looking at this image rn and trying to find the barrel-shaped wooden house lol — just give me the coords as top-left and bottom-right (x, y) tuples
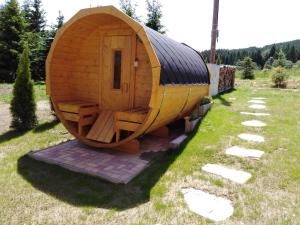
(47, 6), (210, 152)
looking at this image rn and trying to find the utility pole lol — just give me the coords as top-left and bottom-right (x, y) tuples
(210, 0), (219, 64)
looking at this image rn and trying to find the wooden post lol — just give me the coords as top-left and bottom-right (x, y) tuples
(210, 0), (220, 64)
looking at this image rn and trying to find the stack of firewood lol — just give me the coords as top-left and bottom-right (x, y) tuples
(218, 66), (236, 93)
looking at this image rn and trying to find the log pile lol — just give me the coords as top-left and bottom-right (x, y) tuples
(218, 66), (235, 93)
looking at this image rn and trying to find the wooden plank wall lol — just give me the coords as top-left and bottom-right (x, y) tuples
(69, 28), (100, 103)
(134, 41), (152, 108)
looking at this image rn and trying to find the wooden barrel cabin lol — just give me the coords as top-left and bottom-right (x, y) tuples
(46, 6), (210, 152)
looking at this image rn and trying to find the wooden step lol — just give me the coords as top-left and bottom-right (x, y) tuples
(86, 110), (115, 143)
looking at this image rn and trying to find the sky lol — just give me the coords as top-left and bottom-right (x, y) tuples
(1, 0), (300, 51)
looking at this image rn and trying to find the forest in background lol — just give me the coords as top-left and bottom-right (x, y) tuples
(202, 39), (300, 68)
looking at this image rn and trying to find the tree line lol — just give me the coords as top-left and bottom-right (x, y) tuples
(0, 0), (64, 83)
(202, 39), (300, 68)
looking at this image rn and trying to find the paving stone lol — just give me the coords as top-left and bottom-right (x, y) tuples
(169, 134), (188, 149)
(29, 140), (150, 184)
(229, 97), (236, 100)
(241, 120), (266, 127)
(202, 163), (252, 184)
(182, 188), (234, 222)
(248, 100), (266, 104)
(225, 146), (264, 159)
(249, 104), (266, 109)
(252, 97), (267, 100)
(240, 112), (271, 116)
(238, 133), (265, 142)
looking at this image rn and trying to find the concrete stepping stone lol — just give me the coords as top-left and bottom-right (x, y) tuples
(248, 100), (266, 104)
(181, 188), (234, 222)
(229, 97), (236, 100)
(241, 120), (266, 127)
(202, 163), (252, 184)
(240, 112), (270, 116)
(225, 146), (264, 159)
(249, 104), (266, 110)
(252, 97), (267, 100)
(238, 133), (265, 142)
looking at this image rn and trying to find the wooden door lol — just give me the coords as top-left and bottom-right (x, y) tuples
(102, 35), (132, 111)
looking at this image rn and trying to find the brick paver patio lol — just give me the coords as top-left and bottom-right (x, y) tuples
(29, 134), (174, 184)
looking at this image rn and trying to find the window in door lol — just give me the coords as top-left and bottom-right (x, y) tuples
(113, 50), (122, 89)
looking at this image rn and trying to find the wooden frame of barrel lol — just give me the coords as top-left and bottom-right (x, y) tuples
(46, 6), (210, 153)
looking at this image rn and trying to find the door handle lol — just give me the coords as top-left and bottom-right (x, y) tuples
(122, 83), (128, 93)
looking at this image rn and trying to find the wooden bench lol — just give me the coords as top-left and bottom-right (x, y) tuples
(57, 101), (98, 135)
(115, 108), (148, 142)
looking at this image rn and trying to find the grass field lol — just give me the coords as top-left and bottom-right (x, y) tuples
(0, 69), (300, 224)
(0, 81), (48, 104)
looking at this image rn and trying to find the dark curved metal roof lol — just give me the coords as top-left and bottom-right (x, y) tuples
(144, 27), (209, 85)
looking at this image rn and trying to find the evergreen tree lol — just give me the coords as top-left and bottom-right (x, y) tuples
(25, 0), (46, 33)
(287, 45), (297, 63)
(264, 57), (274, 70)
(119, 0), (140, 21)
(145, 0), (166, 34)
(22, 0), (47, 81)
(269, 44), (276, 59)
(0, 0), (25, 82)
(10, 44), (37, 130)
(240, 57), (256, 79)
(45, 11), (64, 58)
(273, 49), (287, 67)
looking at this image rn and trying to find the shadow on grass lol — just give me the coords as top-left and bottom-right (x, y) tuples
(33, 120), (59, 133)
(17, 120), (202, 210)
(213, 88), (237, 106)
(0, 120), (59, 143)
(0, 130), (27, 144)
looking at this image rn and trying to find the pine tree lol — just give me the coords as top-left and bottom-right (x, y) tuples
(10, 44), (37, 130)
(240, 57), (256, 79)
(26, 0), (46, 33)
(273, 49), (287, 67)
(45, 11), (64, 59)
(287, 46), (297, 63)
(22, 0), (47, 81)
(269, 44), (276, 59)
(119, 0), (140, 21)
(145, 0), (166, 34)
(0, 0), (25, 82)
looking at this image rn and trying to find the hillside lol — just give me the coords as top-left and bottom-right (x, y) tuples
(202, 39), (300, 67)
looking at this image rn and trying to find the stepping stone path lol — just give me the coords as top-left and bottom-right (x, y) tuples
(241, 120), (266, 127)
(238, 133), (265, 142)
(181, 188), (234, 222)
(183, 97), (269, 221)
(248, 100), (266, 104)
(252, 97), (267, 100)
(249, 104), (266, 109)
(240, 112), (270, 116)
(202, 164), (252, 184)
(225, 146), (264, 159)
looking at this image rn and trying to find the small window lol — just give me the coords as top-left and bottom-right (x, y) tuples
(113, 50), (122, 89)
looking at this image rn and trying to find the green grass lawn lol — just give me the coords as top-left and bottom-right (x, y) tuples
(0, 81), (48, 104)
(0, 70), (300, 224)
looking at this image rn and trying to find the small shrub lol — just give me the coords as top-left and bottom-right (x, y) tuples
(10, 45), (37, 130)
(272, 67), (289, 88)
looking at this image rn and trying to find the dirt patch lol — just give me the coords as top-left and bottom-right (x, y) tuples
(0, 100), (53, 134)
(0, 86), (12, 95)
